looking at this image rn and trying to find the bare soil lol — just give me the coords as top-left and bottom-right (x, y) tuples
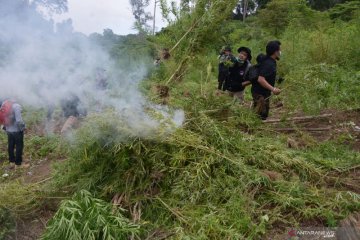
(266, 108), (360, 152)
(264, 107), (360, 240)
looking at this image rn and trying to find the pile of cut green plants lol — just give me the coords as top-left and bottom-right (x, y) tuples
(42, 109), (360, 239)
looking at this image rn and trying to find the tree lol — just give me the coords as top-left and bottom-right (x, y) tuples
(329, 0), (360, 21)
(180, 0), (192, 14)
(0, 0), (68, 65)
(257, 0), (271, 8)
(0, 0), (68, 19)
(307, 0), (351, 11)
(129, 0), (153, 33)
(0, 0), (57, 33)
(232, 0), (272, 20)
(32, 0), (68, 14)
(233, 0), (257, 21)
(258, 0), (318, 36)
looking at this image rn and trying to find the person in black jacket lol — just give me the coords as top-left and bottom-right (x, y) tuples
(227, 47), (252, 103)
(251, 41), (282, 120)
(217, 46), (237, 91)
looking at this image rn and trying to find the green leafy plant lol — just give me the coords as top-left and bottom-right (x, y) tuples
(41, 190), (140, 240)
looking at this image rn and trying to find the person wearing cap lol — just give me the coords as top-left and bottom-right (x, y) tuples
(217, 46), (237, 91)
(226, 47), (252, 102)
(0, 99), (29, 169)
(251, 40), (282, 120)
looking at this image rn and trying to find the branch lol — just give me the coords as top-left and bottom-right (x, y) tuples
(274, 127), (332, 132)
(263, 114), (333, 123)
(169, 20), (200, 53)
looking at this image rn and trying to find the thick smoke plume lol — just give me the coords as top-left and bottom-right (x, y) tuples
(0, 0), (184, 137)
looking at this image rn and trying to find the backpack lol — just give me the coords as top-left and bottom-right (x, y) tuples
(245, 53), (266, 84)
(245, 64), (260, 84)
(0, 100), (13, 125)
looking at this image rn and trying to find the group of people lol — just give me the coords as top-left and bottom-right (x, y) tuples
(0, 67), (110, 171)
(0, 42), (282, 170)
(217, 40), (282, 120)
(0, 96), (86, 170)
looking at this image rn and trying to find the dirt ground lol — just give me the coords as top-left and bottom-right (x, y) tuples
(263, 108), (360, 240)
(1, 116), (74, 240)
(268, 108), (360, 195)
(3, 156), (58, 240)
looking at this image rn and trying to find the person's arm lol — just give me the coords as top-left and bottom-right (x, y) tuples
(257, 76), (273, 91)
(13, 104), (25, 131)
(242, 80), (251, 87)
(257, 76), (281, 95)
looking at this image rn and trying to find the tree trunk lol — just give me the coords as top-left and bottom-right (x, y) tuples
(243, 0), (248, 22)
(153, 0), (157, 35)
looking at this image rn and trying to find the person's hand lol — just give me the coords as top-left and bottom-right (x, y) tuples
(272, 87), (281, 95)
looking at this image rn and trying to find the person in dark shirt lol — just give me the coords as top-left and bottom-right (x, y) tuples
(60, 94), (81, 118)
(227, 47), (252, 103)
(251, 41), (282, 120)
(217, 46), (237, 91)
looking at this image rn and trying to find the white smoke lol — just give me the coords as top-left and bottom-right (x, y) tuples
(0, 0), (184, 136)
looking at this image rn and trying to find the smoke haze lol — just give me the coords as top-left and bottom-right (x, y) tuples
(0, 0), (184, 136)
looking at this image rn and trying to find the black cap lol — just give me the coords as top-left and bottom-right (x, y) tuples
(266, 40), (281, 56)
(237, 47), (252, 61)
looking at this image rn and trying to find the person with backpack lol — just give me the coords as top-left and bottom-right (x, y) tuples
(217, 46), (237, 92)
(245, 53), (266, 85)
(251, 41), (282, 120)
(226, 47), (252, 102)
(0, 99), (29, 169)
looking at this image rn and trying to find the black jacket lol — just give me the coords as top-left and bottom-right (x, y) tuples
(251, 56), (276, 97)
(226, 60), (251, 92)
